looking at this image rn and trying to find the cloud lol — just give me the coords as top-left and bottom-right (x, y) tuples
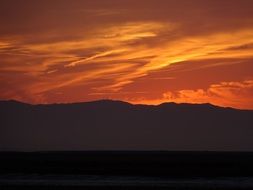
(1, 23), (253, 105)
(1, 1), (253, 107)
(129, 80), (253, 110)
(65, 49), (129, 67)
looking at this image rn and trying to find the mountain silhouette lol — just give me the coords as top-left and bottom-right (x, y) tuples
(0, 100), (253, 151)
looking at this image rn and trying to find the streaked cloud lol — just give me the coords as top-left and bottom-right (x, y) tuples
(0, 0), (253, 109)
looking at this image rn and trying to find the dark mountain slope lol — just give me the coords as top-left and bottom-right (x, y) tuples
(0, 100), (252, 151)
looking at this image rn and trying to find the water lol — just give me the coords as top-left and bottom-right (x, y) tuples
(1, 174), (253, 189)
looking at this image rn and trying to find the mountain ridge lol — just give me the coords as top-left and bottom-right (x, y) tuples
(0, 99), (245, 111)
(0, 99), (253, 151)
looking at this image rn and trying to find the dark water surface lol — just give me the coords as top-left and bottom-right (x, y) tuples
(1, 174), (253, 189)
(1, 151), (253, 189)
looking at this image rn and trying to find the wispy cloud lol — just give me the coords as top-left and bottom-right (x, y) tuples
(1, 1), (253, 108)
(129, 80), (253, 110)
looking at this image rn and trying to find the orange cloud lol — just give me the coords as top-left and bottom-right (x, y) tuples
(128, 80), (253, 110)
(1, 1), (253, 108)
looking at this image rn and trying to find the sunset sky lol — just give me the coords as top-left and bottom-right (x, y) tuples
(0, 0), (253, 109)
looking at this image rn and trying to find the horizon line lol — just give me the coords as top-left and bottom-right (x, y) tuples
(1, 98), (250, 111)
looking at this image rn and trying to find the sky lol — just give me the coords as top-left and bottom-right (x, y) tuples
(0, 0), (253, 109)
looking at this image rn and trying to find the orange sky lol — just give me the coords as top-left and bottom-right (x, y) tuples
(0, 0), (253, 109)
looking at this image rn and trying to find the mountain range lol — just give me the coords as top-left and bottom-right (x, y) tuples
(0, 100), (253, 151)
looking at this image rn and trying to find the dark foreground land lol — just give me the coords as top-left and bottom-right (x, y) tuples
(1, 151), (253, 189)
